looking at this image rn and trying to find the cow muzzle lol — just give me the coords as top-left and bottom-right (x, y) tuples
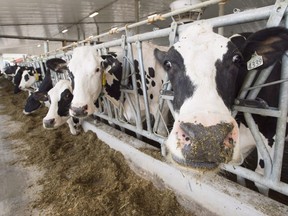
(43, 118), (56, 129)
(165, 115), (239, 170)
(69, 105), (88, 118)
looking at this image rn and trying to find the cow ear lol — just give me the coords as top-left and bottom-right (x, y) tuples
(154, 48), (166, 64)
(242, 27), (288, 68)
(46, 58), (68, 73)
(108, 52), (117, 57)
(33, 92), (48, 101)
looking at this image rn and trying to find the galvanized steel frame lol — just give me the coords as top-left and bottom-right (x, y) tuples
(29, 0), (288, 197)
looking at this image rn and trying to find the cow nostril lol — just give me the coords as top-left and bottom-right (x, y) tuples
(50, 118), (55, 125)
(44, 118), (55, 127)
(83, 104), (88, 111)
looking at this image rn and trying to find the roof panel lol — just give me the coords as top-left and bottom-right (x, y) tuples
(0, 0), (280, 55)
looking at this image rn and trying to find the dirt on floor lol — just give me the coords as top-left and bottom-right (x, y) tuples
(0, 76), (193, 216)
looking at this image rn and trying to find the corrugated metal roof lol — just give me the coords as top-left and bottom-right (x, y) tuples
(0, 0), (278, 55)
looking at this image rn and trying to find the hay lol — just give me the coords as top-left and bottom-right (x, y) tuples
(0, 77), (192, 216)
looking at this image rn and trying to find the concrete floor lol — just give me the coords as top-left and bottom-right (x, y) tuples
(0, 105), (42, 216)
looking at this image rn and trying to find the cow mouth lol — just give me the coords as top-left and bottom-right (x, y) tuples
(171, 154), (218, 169)
(167, 121), (235, 170)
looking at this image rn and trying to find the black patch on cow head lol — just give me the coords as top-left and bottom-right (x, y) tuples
(24, 93), (42, 113)
(13, 67), (24, 93)
(72, 117), (79, 124)
(215, 41), (243, 109)
(24, 74), (30, 81)
(57, 89), (73, 117)
(154, 47), (195, 112)
(28, 70), (34, 76)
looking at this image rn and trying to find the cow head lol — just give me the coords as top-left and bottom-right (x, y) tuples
(43, 79), (73, 130)
(18, 67), (40, 91)
(23, 91), (45, 115)
(68, 46), (107, 118)
(154, 22), (288, 169)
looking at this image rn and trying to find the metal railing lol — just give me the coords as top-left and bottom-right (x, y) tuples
(25, 0), (288, 198)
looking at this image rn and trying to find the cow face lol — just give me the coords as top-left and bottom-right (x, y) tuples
(43, 80), (73, 129)
(18, 67), (38, 91)
(68, 46), (103, 118)
(155, 23), (288, 170)
(155, 23), (242, 169)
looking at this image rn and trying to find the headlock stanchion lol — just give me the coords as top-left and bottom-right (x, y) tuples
(26, 0), (288, 204)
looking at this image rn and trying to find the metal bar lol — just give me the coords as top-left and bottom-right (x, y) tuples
(266, 0), (288, 27)
(271, 14), (288, 181)
(96, 112), (165, 144)
(127, 43), (143, 134)
(0, 34), (76, 42)
(221, 164), (288, 195)
(244, 78), (288, 92)
(136, 41), (152, 132)
(244, 113), (273, 177)
(233, 106), (281, 118)
(246, 64), (275, 99)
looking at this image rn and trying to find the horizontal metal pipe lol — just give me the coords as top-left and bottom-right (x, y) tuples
(221, 164), (288, 195)
(96, 112), (165, 144)
(0, 34), (77, 42)
(233, 106), (281, 118)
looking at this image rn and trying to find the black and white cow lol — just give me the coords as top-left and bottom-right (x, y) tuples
(66, 44), (169, 136)
(4, 65), (42, 93)
(154, 22), (288, 170)
(18, 67), (42, 91)
(42, 79), (82, 135)
(23, 68), (53, 115)
(38, 58), (82, 135)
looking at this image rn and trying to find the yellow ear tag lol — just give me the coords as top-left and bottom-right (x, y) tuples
(34, 70), (39, 81)
(102, 72), (106, 86)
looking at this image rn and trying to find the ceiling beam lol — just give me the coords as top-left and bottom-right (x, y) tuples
(0, 21), (134, 27)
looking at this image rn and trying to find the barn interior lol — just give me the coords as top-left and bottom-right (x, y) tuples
(0, 0), (288, 215)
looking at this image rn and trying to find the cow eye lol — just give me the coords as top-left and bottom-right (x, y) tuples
(232, 54), (242, 64)
(96, 68), (100, 72)
(163, 60), (172, 71)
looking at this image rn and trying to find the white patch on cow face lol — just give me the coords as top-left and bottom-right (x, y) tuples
(68, 46), (102, 116)
(43, 80), (72, 128)
(19, 70), (36, 91)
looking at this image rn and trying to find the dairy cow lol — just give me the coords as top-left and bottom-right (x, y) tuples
(154, 23), (288, 170)
(18, 67), (42, 91)
(42, 79), (82, 135)
(23, 69), (53, 115)
(67, 44), (169, 135)
(5, 65), (42, 93)
(38, 58), (82, 135)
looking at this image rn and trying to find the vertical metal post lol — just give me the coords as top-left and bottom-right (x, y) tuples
(271, 13), (288, 182)
(135, 0), (140, 34)
(127, 42), (143, 137)
(43, 41), (49, 54)
(136, 41), (152, 132)
(218, 1), (225, 35)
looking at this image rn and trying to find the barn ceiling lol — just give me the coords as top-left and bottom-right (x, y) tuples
(0, 0), (278, 56)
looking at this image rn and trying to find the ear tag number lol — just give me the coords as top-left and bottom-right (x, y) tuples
(247, 52), (263, 71)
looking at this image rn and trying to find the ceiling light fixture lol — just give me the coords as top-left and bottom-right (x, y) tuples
(89, 11), (99, 18)
(61, 29), (68, 33)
